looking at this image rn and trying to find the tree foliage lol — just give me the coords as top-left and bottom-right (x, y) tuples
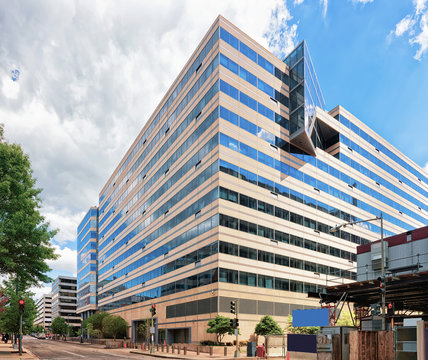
(51, 317), (68, 335)
(0, 282), (37, 334)
(136, 319), (151, 343)
(254, 315), (283, 338)
(0, 124), (58, 286)
(102, 315), (128, 340)
(82, 311), (109, 336)
(206, 315), (234, 344)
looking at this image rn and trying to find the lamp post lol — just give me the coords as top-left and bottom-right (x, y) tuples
(330, 212), (385, 330)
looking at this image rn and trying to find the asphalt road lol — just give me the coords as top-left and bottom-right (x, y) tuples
(23, 336), (154, 360)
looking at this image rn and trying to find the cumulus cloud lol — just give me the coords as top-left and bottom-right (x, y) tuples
(395, 15), (416, 36)
(391, 0), (428, 60)
(46, 245), (77, 275)
(0, 0), (289, 250)
(294, 0), (305, 5)
(264, 1), (299, 60)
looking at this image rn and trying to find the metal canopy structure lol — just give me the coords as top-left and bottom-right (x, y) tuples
(309, 270), (428, 315)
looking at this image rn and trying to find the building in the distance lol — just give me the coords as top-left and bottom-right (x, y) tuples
(76, 207), (98, 320)
(51, 276), (81, 330)
(76, 16), (428, 343)
(34, 293), (52, 331)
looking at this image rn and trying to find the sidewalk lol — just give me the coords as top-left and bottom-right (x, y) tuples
(0, 342), (37, 359)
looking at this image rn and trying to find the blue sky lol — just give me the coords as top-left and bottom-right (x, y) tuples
(283, 0), (428, 167)
(0, 0), (426, 298)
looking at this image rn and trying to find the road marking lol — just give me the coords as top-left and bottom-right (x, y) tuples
(62, 350), (85, 357)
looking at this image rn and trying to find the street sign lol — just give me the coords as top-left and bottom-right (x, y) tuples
(150, 327), (155, 334)
(234, 329), (238, 336)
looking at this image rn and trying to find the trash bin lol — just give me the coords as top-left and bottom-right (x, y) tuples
(247, 341), (257, 357)
(256, 345), (265, 358)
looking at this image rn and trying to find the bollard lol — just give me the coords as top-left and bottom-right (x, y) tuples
(172, 345), (175, 354)
(178, 345), (181, 354)
(224, 346), (227, 356)
(210, 346), (213, 356)
(167, 345), (169, 353)
(197, 345), (200, 355)
(184, 346), (187, 355)
(161, 344), (164, 352)
(157, 344), (159, 351)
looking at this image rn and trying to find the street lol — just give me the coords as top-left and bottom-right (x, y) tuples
(23, 336), (159, 360)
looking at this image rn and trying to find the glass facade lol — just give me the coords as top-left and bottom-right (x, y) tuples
(76, 207), (98, 318)
(75, 17), (427, 340)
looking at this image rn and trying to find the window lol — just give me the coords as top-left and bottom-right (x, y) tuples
(219, 268), (238, 283)
(239, 194), (257, 209)
(258, 250), (274, 263)
(258, 275), (273, 288)
(240, 271), (257, 286)
(239, 245), (257, 260)
(275, 254), (289, 267)
(275, 278), (289, 291)
(219, 241), (238, 256)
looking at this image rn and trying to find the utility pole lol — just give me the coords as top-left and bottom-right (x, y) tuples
(235, 300), (239, 358)
(149, 304), (156, 354)
(380, 212), (386, 331)
(18, 299), (24, 356)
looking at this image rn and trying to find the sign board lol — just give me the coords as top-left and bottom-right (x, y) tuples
(234, 329), (238, 336)
(150, 327), (155, 334)
(403, 318), (422, 327)
(292, 308), (329, 327)
(287, 334), (317, 353)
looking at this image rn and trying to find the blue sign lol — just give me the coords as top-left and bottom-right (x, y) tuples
(292, 308), (329, 327)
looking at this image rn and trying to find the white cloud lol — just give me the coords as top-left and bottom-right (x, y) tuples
(395, 15), (416, 36)
(415, 0), (427, 15)
(294, 0), (304, 5)
(46, 245), (77, 275)
(411, 13), (428, 59)
(391, 0), (428, 60)
(29, 284), (52, 302)
(0, 0), (291, 250)
(264, 1), (299, 60)
(320, 0), (328, 17)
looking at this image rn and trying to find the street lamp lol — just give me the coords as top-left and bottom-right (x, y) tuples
(329, 212), (385, 330)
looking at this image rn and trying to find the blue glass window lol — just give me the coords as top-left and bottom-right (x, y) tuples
(240, 117), (257, 135)
(239, 67), (257, 87)
(240, 168), (257, 185)
(220, 106), (239, 126)
(240, 92), (257, 111)
(257, 54), (274, 74)
(240, 142), (257, 160)
(220, 80), (239, 100)
(220, 28), (239, 49)
(220, 133), (239, 151)
(240, 42), (257, 62)
(258, 103), (274, 121)
(258, 152), (274, 168)
(258, 79), (274, 97)
(220, 54), (239, 75)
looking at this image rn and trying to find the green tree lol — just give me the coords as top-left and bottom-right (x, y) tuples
(285, 314), (319, 334)
(336, 310), (356, 327)
(0, 124), (58, 287)
(254, 315), (283, 341)
(102, 315), (128, 340)
(206, 315), (234, 344)
(136, 319), (151, 343)
(82, 312), (109, 337)
(0, 284), (37, 334)
(51, 317), (67, 336)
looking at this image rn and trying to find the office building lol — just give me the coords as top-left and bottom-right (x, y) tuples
(51, 276), (81, 330)
(76, 16), (428, 343)
(34, 293), (52, 330)
(76, 206), (98, 320)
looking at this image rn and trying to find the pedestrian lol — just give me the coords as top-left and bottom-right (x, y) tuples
(1, 334), (4, 343)
(4, 333), (9, 344)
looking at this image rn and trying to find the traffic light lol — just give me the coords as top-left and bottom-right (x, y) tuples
(377, 276), (386, 294)
(387, 302), (394, 316)
(18, 299), (24, 314)
(230, 319), (234, 328)
(150, 304), (156, 316)
(235, 318), (239, 328)
(230, 300), (236, 314)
